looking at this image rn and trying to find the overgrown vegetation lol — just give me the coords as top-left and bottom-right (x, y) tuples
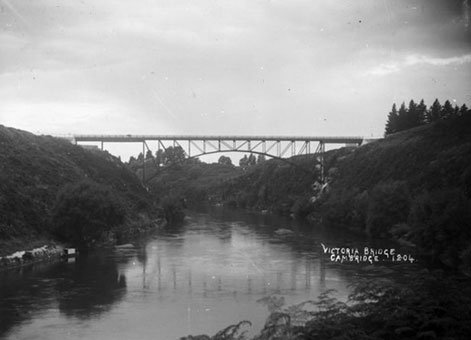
(316, 113), (471, 271)
(0, 125), (155, 255)
(161, 195), (185, 225)
(52, 180), (126, 248)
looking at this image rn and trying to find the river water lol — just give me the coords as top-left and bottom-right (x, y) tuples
(0, 207), (417, 339)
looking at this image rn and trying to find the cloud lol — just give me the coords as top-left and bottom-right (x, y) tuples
(367, 53), (471, 76)
(1, 0), (470, 140)
(405, 54), (471, 66)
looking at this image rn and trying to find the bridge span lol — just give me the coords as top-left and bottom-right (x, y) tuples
(73, 134), (363, 157)
(73, 134), (364, 182)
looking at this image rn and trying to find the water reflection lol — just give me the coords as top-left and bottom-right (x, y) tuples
(57, 254), (127, 319)
(0, 254), (127, 338)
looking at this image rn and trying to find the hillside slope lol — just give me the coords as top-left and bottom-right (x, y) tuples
(316, 114), (471, 269)
(331, 115), (471, 193)
(0, 125), (153, 255)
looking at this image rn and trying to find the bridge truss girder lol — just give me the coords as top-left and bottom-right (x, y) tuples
(167, 139), (320, 159)
(73, 135), (363, 183)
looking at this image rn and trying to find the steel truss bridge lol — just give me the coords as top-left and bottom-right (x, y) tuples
(73, 134), (364, 182)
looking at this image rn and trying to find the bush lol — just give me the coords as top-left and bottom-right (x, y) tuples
(366, 180), (410, 238)
(291, 197), (314, 219)
(408, 188), (471, 268)
(161, 196), (185, 225)
(52, 180), (126, 248)
(321, 188), (361, 230)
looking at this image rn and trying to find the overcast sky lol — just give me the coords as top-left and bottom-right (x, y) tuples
(1, 0), (470, 158)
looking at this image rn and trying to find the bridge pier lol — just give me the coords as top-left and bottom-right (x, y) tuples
(142, 141), (146, 182)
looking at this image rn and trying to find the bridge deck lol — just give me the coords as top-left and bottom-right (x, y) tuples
(73, 134), (364, 144)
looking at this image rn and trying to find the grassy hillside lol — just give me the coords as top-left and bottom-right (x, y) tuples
(0, 125), (154, 255)
(329, 116), (471, 194)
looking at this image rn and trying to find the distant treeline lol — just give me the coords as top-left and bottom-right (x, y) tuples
(385, 99), (470, 136)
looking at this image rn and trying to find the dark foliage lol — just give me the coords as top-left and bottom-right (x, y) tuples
(0, 125), (152, 255)
(161, 195), (185, 225)
(218, 155), (233, 166)
(408, 188), (471, 269)
(220, 155), (322, 214)
(366, 180), (410, 238)
(147, 162), (242, 206)
(318, 114), (471, 269)
(385, 98), (470, 136)
(52, 180), (126, 248)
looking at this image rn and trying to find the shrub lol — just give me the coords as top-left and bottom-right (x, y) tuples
(366, 180), (410, 238)
(321, 188), (360, 230)
(408, 188), (471, 267)
(52, 180), (126, 248)
(161, 195), (185, 225)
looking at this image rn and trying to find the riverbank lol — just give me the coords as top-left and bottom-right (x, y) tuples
(0, 124), (159, 260)
(0, 243), (65, 271)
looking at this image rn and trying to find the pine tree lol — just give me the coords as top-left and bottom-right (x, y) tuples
(407, 99), (421, 128)
(397, 102), (408, 132)
(459, 104), (469, 117)
(385, 103), (399, 135)
(417, 99), (427, 125)
(441, 100), (454, 119)
(428, 99), (441, 123)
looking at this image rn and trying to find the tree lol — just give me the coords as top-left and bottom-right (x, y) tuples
(459, 104), (469, 117)
(409, 189), (471, 267)
(406, 99), (424, 128)
(385, 103), (399, 135)
(145, 150), (154, 160)
(239, 155), (249, 169)
(162, 146), (186, 166)
(218, 155), (233, 166)
(416, 99), (427, 126)
(247, 154), (256, 167)
(366, 180), (410, 238)
(441, 100), (454, 119)
(52, 180), (125, 248)
(161, 196), (185, 225)
(396, 102), (408, 132)
(257, 154), (266, 164)
(427, 99), (441, 123)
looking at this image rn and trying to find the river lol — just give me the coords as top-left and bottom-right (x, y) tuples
(0, 207), (417, 339)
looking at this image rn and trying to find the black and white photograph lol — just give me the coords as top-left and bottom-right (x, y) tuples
(1, 0), (471, 339)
